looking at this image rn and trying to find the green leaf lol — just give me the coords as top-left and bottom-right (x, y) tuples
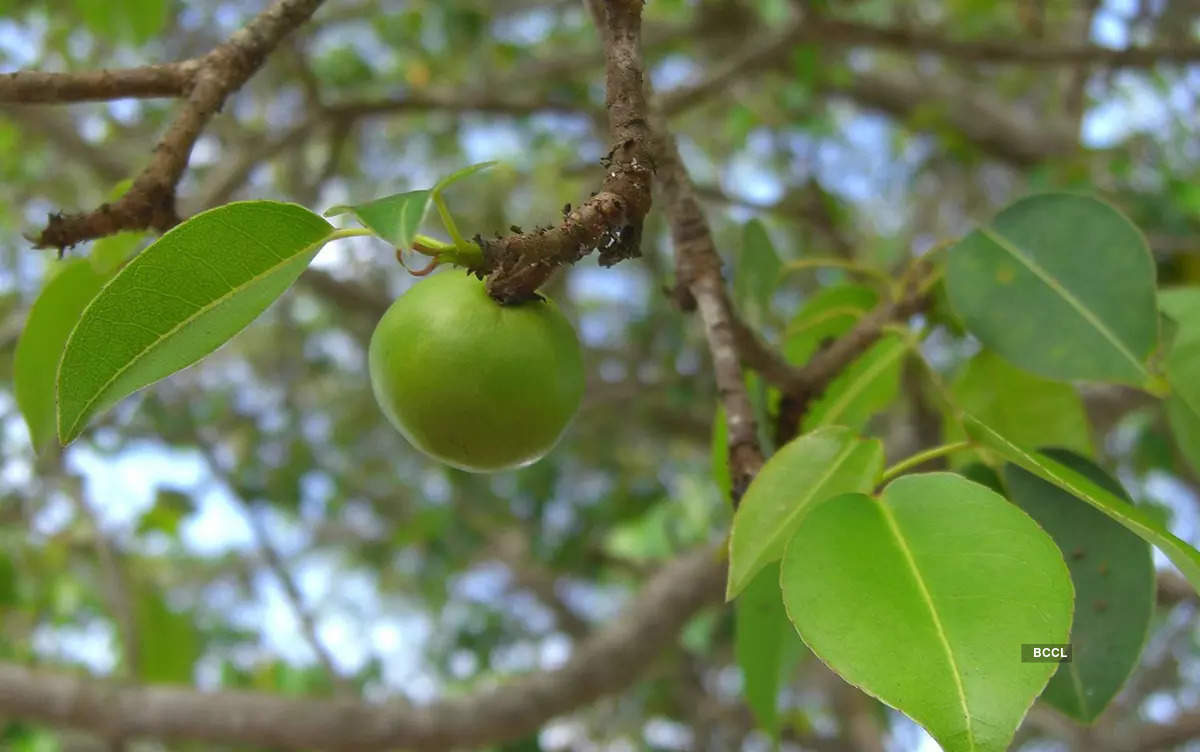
(711, 405), (731, 499)
(966, 414), (1200, 593)
(136, 488), (195, 538)
(325, 190), (430, 251)
(783, 283), (878, 364)
(803, 334), (905, 431)
(946, 193), (1158, 384)
(1166, 395), (1200, 476)
(431, 160), (498, 194)
(781, 473), (1074, 752)
(73, 0), (167, 44)
(734, 220), (781, 326)
(90, 231), (144, 276)
(135, 588), (200, 684)
(735, 562), (804, 736)
(1003, 450), (1153, 722)
(126, 0), (169, 43)
(1159, 287), (1200, 414)
(727, 426), (883, 599)
(57, 202), (336, 444)
(15, 259), (107, 451)
(944, 350), (1094, 463)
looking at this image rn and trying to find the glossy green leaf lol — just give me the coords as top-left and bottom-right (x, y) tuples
(735, 220), (781, 325)
(735, 563), (803, 736)
(966, 414), (1200, 593)
(946, 193), (1158, 384)
(325, 190), (430, 251)
(803, 334), (906, 431)
(135, 588), (200, 684)
(781, 473), (1074, 752)
(1004, 450), (1153, 722)
(14, 259), (107, 450)
(727, 426), (883, 599)
(944, 350), (1093, 462)
(57, 202), (336, 444)
(783, 283), (878, 364)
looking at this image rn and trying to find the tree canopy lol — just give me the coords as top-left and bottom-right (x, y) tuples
(2, 0), (1200, 750)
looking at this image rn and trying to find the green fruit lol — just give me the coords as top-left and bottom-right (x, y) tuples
(368, 270), (584, 472)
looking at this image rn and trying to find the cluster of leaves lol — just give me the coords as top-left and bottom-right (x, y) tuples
(14, 163), (496, 451)
(724, 193), (1200, 750)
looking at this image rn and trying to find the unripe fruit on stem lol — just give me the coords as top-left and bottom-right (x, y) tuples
(368, 270), (584, 472)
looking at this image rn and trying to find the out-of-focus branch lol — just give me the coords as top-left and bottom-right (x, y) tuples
(659, 17), (1077, 166)
(30, 0), (327, 250)
(0, 62), (201, 103)
(806, 17), (1200, 67)
(775, 268), (932, 443)
(0, 543), (725, 750)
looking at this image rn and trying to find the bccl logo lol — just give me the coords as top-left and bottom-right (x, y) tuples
(1021, 643), (1072, 663)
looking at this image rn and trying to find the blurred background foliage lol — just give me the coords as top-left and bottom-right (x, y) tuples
(0, 0), (1199, 749)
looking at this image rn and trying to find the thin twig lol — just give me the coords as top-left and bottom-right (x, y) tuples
(31, 0), (327, 250)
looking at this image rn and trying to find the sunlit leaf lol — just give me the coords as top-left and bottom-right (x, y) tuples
(325, 190), (430, 252)
(781, 473), (1074, 752)
(14, 259), (107, 451)
(57, 202), (336, 443)
(431, 160), (498, 194)
(803, 334), (905, 431)
(727, 426), (883, 599)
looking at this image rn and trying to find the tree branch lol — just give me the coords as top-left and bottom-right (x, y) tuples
(479, 0), (654, 302)
(0, 62), (200, 103)
(30, 0), (327, 251)
(775, 269), (932, 442)
(650, 112), (765, 499)
(807, 17), (1200, 67)
(0, 543), (725, 750)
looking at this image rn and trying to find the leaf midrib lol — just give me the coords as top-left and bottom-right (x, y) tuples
(979, 226), (1145, 378)
(877, 499), (976, 751)
(58, 226), (334, 441)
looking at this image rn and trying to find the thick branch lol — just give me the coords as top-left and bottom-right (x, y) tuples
(481, 0), (654, 302)
(32, 0), (326, 250)
(808, 17), (1200, 67)
(0, 543), (724, 750)
(650, 112), (764, 499)
(0, 62), (200, 103)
